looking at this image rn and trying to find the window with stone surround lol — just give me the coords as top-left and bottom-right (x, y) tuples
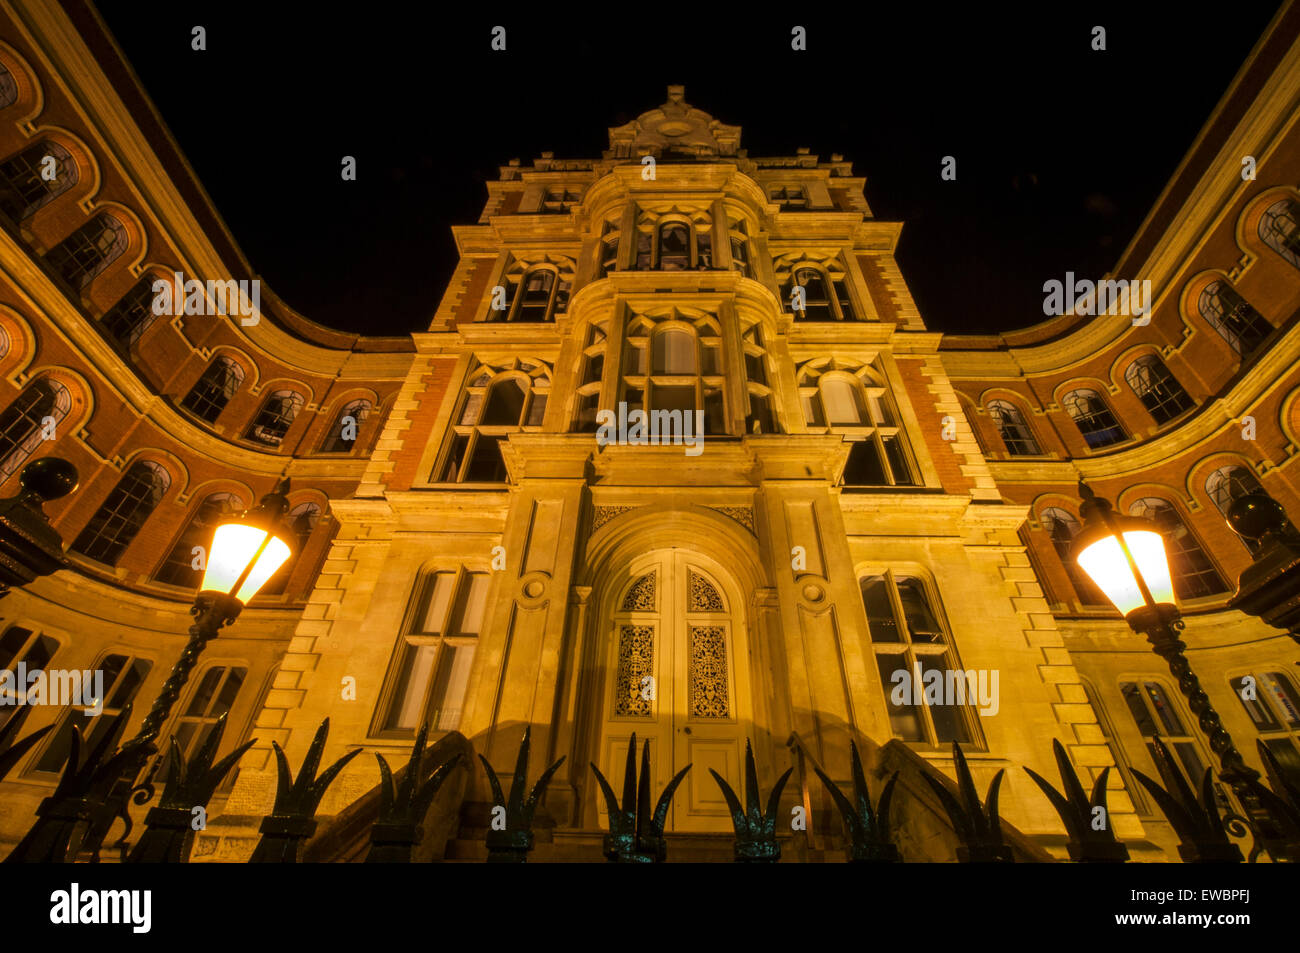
(1228, 671), (1300, 782)
(1259, 197), (1300, 269)
(859, 571), (978, 748)
(0, 625), (59, 734)
(798, 358), (914, 487)
(773, 253), (858, 321)
(436, 360), (550, 483)
(986, 399), (1042, 456)
(0, 140), (77, 221)
(181, 357), (244, 424)
(71, 460), (170, 565)
(376, 569), (490, 736)
(44, 214), (127, 290)
(0, 377), (71, 478)
(1197, 280), (1271, 357)
(1062, 388), (1126, 449)
(31, 652), (154, 775)
(1127, 497), (1227, 600)
(1124, 355), (1193, 425)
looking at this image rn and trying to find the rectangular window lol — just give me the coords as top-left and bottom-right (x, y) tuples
(378, 571), (489, 735)
(32, 654), (152, 775)
(0, 626), (59, 733)
(860, 572), (975, 747)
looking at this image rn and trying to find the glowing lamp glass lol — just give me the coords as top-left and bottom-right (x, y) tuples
(1075, 529), (1175, 615)
(200, 522), (292, 604)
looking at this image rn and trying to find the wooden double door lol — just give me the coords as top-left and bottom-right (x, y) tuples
(595, 549), (752, 832)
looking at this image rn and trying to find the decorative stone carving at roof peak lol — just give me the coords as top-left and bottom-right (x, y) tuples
(606, 85), (742, 161)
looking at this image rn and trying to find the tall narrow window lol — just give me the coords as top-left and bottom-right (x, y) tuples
(154, 492), (245, 588)
(0, 378), (71, 478)
(1062, 388), (1126, 448)
(379, 570), (489, 734)
(244, 390), (304, 447)
(743, 325), (775, 434)
(860, 573), (973, 746)
(1229, 671), (1300, 781)
(180, 357), (244, 424)
(728, 219), (751, 277)
(600, 220), (621, 276)
(1198, 281), (1271, 357)
(260, 501), (321, 596)
(156, 665), (247, 784)
(1080, 680), (1147, 814)
(319, 399), (372, 453)
(1259, 198), (1300, 270)
(1125, 355), (1193, 424)
(32, 653), (153, 775)
(491, 266), (567, 322)
(0, 626), (59, 733)
(1120, 681), (1216, 799)
(438, 367), (549, 483)
(784, 265), (855, 321)
(44, 214), (127, 290)
(71, 461), (169, 565)
(657, 222), (691, 270)
(1040, 506), (1108, 605)
(0, 140), (77, 221)
(1128, 497), (1227, 599)
(986, 399), (1041, 455)
(573, 325), (606, 433)
(633, 218), (714, 270)
(101, 276), (165, 349)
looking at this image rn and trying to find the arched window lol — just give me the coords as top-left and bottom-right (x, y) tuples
(101, 275), (165, 348)
(621, 318), (724, 434)
(32, 651), (153, 775)
(1119, 680), (1222, 807)
(1062, 388), (1126, 449)
(1198, 281), (1271, 356)
(260, 501), (321, 595)
(800, 362), (912, 486)
(0, 140), (77, 221)
(784, 265), (855, 321)
(71, 460), (170, 564)
(651, 327), (697, 375)
(438, 366), (549, 483)
(45, 214), (127, 290)
(1204, 465), (1262, 517)
(319, 398), (372, 453)
(634, 219), (713, 270)
(0, 378), (71, 478)
(1040, 506), (1107, 605)
(155, 491), (245, 587)
(1259, 198), (1300, 269)
(244, 390), (304, 447)
(181, 357), (244, 423)
(657, 222), (691, 270)
(491, 266), (567, 323)
(0, 63), (16, 110)
(986, 399), (1041, 456)
(1124, 355), (1193, 424)
(1129, 497), (1227, 599)
(859, 572), (974, 746)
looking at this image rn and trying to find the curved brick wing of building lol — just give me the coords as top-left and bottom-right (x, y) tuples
(0, 1), (1297, 862)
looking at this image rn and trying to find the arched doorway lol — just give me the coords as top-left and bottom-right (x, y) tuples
(593, 547), (753, 832)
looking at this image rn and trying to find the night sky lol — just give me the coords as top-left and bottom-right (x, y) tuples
(94, 2), (1285, 337)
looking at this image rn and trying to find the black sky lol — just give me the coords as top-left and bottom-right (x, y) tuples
(93, 2), (1286, 337)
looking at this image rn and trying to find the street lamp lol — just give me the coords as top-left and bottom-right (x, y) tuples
(126, 479), (294, 748)
(1070, 479), (1291, 859)
(78, 480), (295, 859)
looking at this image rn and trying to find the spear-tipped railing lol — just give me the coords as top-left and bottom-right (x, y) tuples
(590, 733), (691, 862)
(710, 739), (792, 863)
(368, 722), (464, 862)
(811, 740), (900, 862)
(479, 726), (565, 862)
(921, 741), (1012, 863)
(1023, 739), (1128, 863)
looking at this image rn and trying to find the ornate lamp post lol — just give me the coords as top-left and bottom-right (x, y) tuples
(0, 457), (79, 596)
(1225, 491), (1300, 648)
(1070, 480), (1295, 860)
(73, 480), (296, 858)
